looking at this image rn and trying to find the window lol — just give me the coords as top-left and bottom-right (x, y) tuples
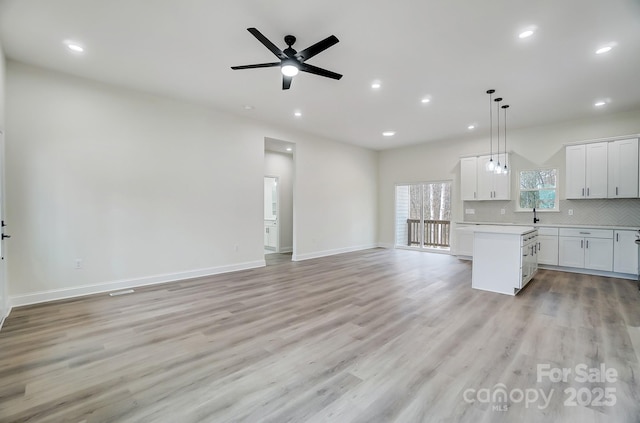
(395, 181), (452, 249)
(518, 169), (558, 211)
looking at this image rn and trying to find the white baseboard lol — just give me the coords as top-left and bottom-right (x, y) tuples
(292, 244), (378, 261)
(538, 264), (638, 281)
(377, 242), (394, 249)
(0, 304), (12, 331)
(279, 246), (293, 253)
(9, 260), (266, 308)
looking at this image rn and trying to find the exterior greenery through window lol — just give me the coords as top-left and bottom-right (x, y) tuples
(395, 182), (452, 249)
(519, 169), (558, 211)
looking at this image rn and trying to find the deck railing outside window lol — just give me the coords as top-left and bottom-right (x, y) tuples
(407, 219), (450, 248)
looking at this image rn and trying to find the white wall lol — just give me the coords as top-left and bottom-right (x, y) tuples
(0, 40), (4, 129)
(293, 137), (378, 260)
(0, 40), (7, 323)
(6, 61), (378, 304)
(378, 109), (640, 249)
(264, 151), (293, 253)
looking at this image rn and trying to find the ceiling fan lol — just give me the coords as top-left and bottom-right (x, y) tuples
(231, 27), (342, 90)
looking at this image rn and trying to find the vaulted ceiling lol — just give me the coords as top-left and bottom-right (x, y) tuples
(1, 0), (639, 150)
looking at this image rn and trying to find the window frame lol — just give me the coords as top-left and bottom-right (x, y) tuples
(516, 168), (560, 212)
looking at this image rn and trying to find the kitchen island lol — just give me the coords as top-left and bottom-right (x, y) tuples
(458, 225), (538, 295)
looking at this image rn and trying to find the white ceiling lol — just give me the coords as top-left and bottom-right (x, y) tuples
(1, 0), (639, 150)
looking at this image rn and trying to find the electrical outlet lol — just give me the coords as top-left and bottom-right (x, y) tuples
(465, 209), (475, 215)
(75, 259), (82, 269)
(568, 209), (574, 216)
(500, 209), (506, 215)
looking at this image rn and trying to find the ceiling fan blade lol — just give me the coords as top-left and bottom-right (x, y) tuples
(282, 75), (292, 90)
(247, 28), (288, 60)
(295, 35), (339, 61)
(231, 62), (280, 70)
(299, 63), (343, 80)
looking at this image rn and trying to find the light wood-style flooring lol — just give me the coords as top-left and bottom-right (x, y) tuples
(1, 248), (639, 422)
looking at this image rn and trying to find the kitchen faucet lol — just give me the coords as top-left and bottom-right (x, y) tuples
(533, 208), (540, 224)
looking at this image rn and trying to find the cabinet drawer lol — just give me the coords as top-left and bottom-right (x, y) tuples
(537, 227), (559, 236)
(558, 228), (613, 239)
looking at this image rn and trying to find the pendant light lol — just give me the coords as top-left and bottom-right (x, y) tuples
(494, 97), (503, 174)
(485, 89), (496, 171)
(502, 104), (510, 174)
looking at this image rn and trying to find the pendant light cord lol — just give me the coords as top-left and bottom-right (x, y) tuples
(487, 90), (495, 159)
(502, 105), (509, 170)
(495, 97), (502, 163)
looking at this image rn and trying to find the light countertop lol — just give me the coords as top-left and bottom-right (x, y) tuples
(457, 222), (640, 231)
(456, 225), (536, 235)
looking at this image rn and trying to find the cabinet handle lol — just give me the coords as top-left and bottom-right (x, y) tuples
(616, 187), (619, 196)
(579, 232), (590, 235)
(586, 240), (589, 248)
(582, 188), (585, 197)
(616, 233), (619, 242)
(587, 187), (590, 196)
(581, 240), (584, 248)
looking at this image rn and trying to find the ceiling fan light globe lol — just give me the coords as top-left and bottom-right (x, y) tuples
(281, 64), (299, 77)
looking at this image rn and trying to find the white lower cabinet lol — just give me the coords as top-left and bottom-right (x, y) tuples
(455, 224), (474, 257)
(613, 230), (639, 274)
(459, 224), (637, 277)
(537, 227), (559, 266)
(584, 237), (614, 271)
(264, 220), (278, 250)
(558, 228), (613, 272)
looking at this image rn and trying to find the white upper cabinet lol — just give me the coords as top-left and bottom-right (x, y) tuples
(565, 142), (608, 199)
(608, 138), (639, 198)
(585, 143), (608, 198)
(473, 154), (510, 201)
(460, 157), (478, 200)
(565, 145), (586, 199)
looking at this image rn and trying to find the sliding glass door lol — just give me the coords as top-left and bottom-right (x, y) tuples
(395, 181), (451, 250)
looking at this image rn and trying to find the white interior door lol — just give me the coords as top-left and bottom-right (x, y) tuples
(0, 130), (8, 323)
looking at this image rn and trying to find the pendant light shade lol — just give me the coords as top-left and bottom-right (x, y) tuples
(485, 89), (512, 174)
(485, 90), (496, 172)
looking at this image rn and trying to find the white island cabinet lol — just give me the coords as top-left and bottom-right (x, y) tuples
(459, 225), (538, 296)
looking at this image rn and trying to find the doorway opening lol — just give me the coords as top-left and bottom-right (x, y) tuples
(264, 138), (294, 265)
(264, 176), (279, 253)
(395, 181), (452, 251)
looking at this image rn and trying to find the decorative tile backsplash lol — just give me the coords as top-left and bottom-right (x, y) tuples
(463, 198), (640, 228)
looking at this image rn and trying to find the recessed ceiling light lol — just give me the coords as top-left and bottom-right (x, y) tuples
(421, 98), (431, 104)
(64, 40), (84, 53)
(294, 111), (302, 117)
(519, 29), (534, 39)
(243, 105), (254, 110)
(382, 131), (395, 137)
(286, 147), (293, 152)
(371, 81), (381, 89)
(468, 125), (476, 130)
(594, 101), (606, 107)
(595, 43), (617, 55)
